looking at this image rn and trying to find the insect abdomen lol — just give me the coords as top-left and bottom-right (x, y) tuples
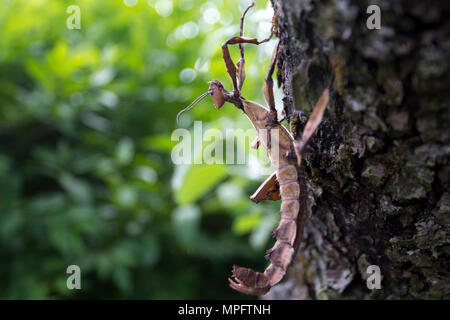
(261, 164), (300, 284)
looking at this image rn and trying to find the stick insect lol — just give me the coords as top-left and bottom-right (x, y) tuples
(177, 3), (333, 295)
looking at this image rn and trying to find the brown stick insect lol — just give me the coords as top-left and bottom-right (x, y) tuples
(177, 2), (334, 295)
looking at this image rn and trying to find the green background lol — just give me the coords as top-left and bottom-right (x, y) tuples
(0, 0), (284, 299)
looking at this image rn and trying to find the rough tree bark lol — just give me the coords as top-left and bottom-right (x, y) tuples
(264, 0), (450, 299)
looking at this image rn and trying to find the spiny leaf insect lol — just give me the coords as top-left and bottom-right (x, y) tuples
(177, 2), (334, 295)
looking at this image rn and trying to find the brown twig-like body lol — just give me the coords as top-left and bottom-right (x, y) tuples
(177, 3), (332, 295)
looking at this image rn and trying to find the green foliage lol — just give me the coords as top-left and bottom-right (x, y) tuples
(0, 0), (281, 299)
(175, 164), (227, 205)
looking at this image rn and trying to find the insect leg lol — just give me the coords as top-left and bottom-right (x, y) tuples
(221, 16), (276, 95)
(293, 60), (336, 166)
(235, 2), (255, 91)
(250, 171), (281, 203)
(264, 39), (280, 120)
(239, 2), (255, 60)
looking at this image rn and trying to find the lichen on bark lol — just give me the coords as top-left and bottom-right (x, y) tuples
(265, 0), (450, 299)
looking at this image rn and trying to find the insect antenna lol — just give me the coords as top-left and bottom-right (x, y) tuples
(176, 90), (212, 124)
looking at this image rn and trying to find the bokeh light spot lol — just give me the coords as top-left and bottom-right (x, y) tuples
(203, 7), (220, 24)
(123, 0), (139, 7)
(182, 22), (199, 39)
(180, 68), (196, 83)
(155, 0), (173, 17)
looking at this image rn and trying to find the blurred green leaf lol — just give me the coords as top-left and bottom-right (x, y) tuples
(172, 204), (200, 249)
(0, 0), (277, 299)
(115, 137), (135, 166)
(232, 212), (262, 235)
(59, 173), (92, 204)
(142, 134), (177, 152)
(175, 164), (227, 205)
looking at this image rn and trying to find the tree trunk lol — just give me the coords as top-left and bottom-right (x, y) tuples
(264, 0), (450, 299)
